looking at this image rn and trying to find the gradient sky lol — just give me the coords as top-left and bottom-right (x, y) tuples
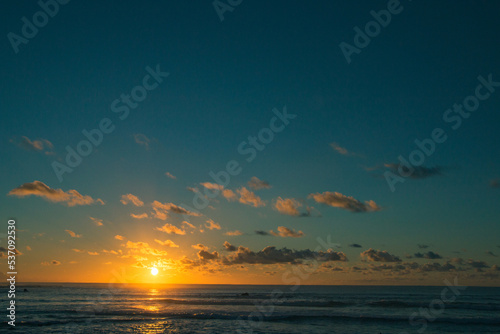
(1, 0), (499, 285)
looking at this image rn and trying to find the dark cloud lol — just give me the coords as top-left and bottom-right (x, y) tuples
(222, 246), (347, 265)
(247, 177), (271, 190)
(418, 262), (456, 272)
(223, 241), (237, 252)
(8, 181), (104, 207)
(255, 230), (271, 236)
(349, 244), (362, 248)
(361, 249), (401, 262)
(417, 244), (429, 249)
(467, 259), (489, 270)
(198, 250), (219, 261)
(414, 251), (442, 259)
(384, 163), (442, 179)
(485, 251), (497, 257)
(309, 192), (381, 213)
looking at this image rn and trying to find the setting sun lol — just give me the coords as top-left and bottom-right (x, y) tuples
(151, 267), (158, 276)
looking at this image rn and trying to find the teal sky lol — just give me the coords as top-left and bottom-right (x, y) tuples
(1, 0), (499, 284)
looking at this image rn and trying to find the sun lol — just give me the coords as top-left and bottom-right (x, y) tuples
(151, 267), (158, 276)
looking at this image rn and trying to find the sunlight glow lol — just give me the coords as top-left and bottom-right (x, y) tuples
(151, 267), (158, 276)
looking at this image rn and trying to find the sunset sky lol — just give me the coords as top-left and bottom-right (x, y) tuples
(1, 1), (499, 285)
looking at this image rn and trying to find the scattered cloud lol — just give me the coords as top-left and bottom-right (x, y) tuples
(274, 197), (310, 216)
(330, 142), (359, 157)
(205, 219), (221, 230)
(237, 187), (265, 207)
(155, 223), (186, 235)
(225, 230), (243, 236)
(182, 221), (196, 229)
(248, 177), (271, 190)
(114, 235), (126, 241)
(384, 163), (442, 179)
(349, 244), (362, 248)
(255, 230), (271, 236)
(269, 226), (305, 238)
(155, 239), (179, 247)
(88, 251), (99, 256)
(222, 246), (347, 265)
(309, 191), (381, 213)
(165, 172), (177, 180)
(414, 251), (442, 259)
(223, 241), (237, 252)
(41, 260), (61, 266)
(65, 230), (82, 238)
(10, 136), (53, 154)
(0, 247), (22, 258)
(417, 244), (429, 249)
(89, 217), (103, 226)
(120, 194), (144, 207)
(198, 250), (219, 261)
(361, 249), (401, 262)
(486, 251), (497, 257)
(152, 201), (201, 220)
(130, 213), (148, 219)
(192, 244), (208, 250)
(134, 133), (151, 149)
(8, 181), (104, 207)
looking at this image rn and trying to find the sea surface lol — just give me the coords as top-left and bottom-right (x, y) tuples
(2, 284), (500, 333)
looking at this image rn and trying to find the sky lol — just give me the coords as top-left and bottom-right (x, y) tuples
(0, 0), (499, 286)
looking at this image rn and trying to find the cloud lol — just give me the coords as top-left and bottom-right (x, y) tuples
(155, 239), (179, 247)
(200, 182), (224, 191)
(0, 247), (22, 258)
(486, 251), (497, 257)
(41, 260), (61, 266)
(134, 133), (151, 149)
(65, 230), (82, 238)
(225, 230), (243, 236)
(349, 244), (362, 248)
(205, 219), (221, 230)
(418, 262), (457, 272)
(414, 251), (442, 259)
(182, 221), (196, 229)
(165, 172), (177, 180)
(198, 250), (219, 261)
(269, 226), (305, 238)
(223, 241), (237, 252)
(222, 189), (238, 201)
(89, 217), (103, 226)
(417, 244), (429, 249)
(72, 249), (85, 253)
(124, 240), (168, 257)
(11, 136), (53, 153)
(274, 197), (310, 217)
(467, 259), (490, 270)
(361, 249), (401, 262)
(152, 201), (201, 220)
(384, 163), (442, 179)
(120, 194), (144, 207)
(155, 223), (186, 235)
(248, 177), (271, 190)
(330, 142), (359, 157)
(192, 244), (208, 250)
(131, 213), (148, 219)
(309, 191), (381, 213)
(255, 230), (271, 236)
(88, 251), (99, 256)
(114, 235), (126, 240)
(237, 187), (265, 207)
(222, 246), (347, 265)
(8, 181), (104, 207)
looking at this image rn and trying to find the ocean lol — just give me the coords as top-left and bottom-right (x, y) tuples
(3, 284), (500, 333)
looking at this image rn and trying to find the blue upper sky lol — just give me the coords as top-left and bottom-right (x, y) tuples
(1, 0), (499, 284)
